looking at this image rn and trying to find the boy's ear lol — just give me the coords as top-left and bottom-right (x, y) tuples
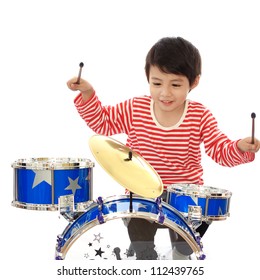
(190, 75), (200, 90)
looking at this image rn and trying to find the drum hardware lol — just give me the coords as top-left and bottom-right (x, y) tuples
(58, 194), (93, 222)
(195, 235), (205, 259)
(155, 197), (165, 224)
(59, 194), (74, 221)
(56, 235), (64, 260)
(97, 196), (105, 224)
(124, 151), (133, 161)
(51, 169), (55, 206)
(129, 192), (133, 213)
(187, 205), (202, 230)
(124, 150), (134, 212)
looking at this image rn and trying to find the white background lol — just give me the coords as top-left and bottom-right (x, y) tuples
(1, 0), (259, 279)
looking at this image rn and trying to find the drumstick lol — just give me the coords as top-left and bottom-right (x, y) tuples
(75, 62), (84, 84)
(251, 112), (256, 144)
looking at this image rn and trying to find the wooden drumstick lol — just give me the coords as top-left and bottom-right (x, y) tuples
(251, 112), (256, 144)
(75, 62), (84, 84)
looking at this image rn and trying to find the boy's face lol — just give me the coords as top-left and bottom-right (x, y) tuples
(149, 66), (195, 114)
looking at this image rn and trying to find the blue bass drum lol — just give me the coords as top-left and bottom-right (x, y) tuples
(167, 184), (232, 221)
(12, 157), (94, 211)
(55, 195), (205, 260)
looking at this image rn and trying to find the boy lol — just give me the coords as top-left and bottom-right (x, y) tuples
(67, 37), (259, 259)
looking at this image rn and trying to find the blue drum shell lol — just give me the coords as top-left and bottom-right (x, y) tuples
(168, 192), (230, 218)
(12, 157), (94, 210)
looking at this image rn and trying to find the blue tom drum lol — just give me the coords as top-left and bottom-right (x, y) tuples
(12, 157), (94, 211)
(166, 184), (232, 221)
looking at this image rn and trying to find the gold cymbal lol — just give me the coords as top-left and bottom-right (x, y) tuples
(88, 135), (163, 198)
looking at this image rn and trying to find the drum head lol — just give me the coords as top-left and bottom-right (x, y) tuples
(63, 218), (196, 260)
(168, 184), (232, 198)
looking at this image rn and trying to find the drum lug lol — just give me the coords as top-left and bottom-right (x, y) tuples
(195, 235), (206, 260)
(155, 197), (165, 224)
(55, 234), (65, 259)
(195, 234), (202, 247)
(97, 196), (105, 224)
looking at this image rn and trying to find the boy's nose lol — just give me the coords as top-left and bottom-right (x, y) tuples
(161, 87), (171, 97)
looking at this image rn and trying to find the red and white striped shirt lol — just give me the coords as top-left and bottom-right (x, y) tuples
(75, 93), (254, 187)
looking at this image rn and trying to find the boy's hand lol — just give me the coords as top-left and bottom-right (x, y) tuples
(67, 77), (94, 102)
(238, 137), (260, 153)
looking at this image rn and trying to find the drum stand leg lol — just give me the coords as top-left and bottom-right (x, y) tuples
(129, 191), (133, 212)
(124, 151), (133, 213)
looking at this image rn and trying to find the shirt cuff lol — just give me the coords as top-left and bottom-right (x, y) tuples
(234, 140), (255, 162)
(74, 91), (96, 107)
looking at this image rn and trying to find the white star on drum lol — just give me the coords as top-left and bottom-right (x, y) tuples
(65, 177), (82, 195)
(137, 203), (148, 210)
(190, 195), (199, 205)
(32, 170), (52, 189)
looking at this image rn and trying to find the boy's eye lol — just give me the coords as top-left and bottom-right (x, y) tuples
(152, 82), (161, 86)
(172, 84), (181, 87)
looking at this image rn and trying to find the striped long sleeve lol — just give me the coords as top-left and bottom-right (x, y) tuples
(200, 109), (253, 167)
(75, 93), (254, 186)
(74, 92), (132, 135)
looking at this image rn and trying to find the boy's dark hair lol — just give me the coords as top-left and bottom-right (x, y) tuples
(145, 37), (201, 86)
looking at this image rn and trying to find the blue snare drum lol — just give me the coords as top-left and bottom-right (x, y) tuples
(55, 195), (205, 260)
(167, 184), (232, 221)
(12, 157), (94, 211)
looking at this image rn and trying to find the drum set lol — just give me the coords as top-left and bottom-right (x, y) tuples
(11, 135), (232, 260)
